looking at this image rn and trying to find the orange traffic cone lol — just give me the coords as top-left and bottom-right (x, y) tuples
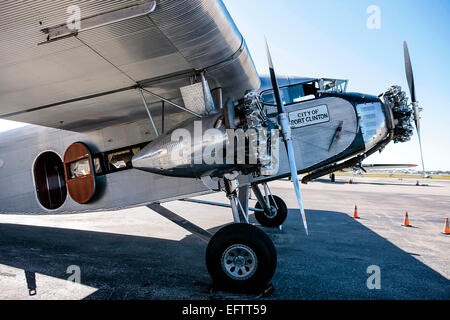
(442, 218), (450, 235)
(353, 205), (359, 219)
(402, 212), (411, 227)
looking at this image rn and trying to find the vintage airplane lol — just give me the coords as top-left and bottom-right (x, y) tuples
(0, 0), (424, 293)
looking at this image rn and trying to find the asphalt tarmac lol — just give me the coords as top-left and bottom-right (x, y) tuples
(0, 176), (449, 299)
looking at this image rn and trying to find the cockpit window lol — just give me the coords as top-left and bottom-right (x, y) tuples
(320, 78), (348, 93)
(261, 79), (348, 107)
(262, 81), (319, 106)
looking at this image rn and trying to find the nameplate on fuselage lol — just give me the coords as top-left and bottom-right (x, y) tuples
(289, 104), (330, 128)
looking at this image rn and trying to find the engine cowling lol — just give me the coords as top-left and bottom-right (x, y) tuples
(132, 91), (278, 178)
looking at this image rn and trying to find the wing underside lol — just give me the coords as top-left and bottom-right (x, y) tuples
(0, 0), (260, 132)
(361, 164), (418, 170)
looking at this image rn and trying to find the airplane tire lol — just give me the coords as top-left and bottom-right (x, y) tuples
(205, 223), (277, 293)
(254, 195), (288, 227)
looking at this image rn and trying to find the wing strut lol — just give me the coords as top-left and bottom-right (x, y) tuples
(139, 88), (160, 137)
(141, 88), (202, 118)
(147, 203), (212, 242)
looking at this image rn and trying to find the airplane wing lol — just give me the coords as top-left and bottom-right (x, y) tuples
(341, 163), (417, 173)
(0, 0), (260, 132)
(360, 164), (418, 170)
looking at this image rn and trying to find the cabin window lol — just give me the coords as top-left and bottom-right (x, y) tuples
(34, 151), (67, 210)
(107, 149), (135, 170)
(93, 145), (145, 175)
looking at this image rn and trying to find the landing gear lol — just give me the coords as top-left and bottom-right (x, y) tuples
(330, 173), (336, 182)
(254, 195), (287, 227)
(251, 183), (287, 228)
(204, 175), (277, 293)
(150, 176), (278, 294)
(205, 223), (277, 293)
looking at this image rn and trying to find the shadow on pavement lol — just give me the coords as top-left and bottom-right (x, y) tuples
(0, 208), (448, 299)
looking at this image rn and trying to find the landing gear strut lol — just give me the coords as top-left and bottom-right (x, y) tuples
(223, 177), (249, 224)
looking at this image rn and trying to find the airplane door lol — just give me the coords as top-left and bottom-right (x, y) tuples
(64, 142), (96, 204)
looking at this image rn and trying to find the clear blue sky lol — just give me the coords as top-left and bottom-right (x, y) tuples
(1, 1), (449, 170)
(224, 0), (450, 171)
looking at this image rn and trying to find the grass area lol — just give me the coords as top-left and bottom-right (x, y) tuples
(334, 172), (450, 180)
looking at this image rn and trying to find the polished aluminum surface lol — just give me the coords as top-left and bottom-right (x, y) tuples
(356, 102), (389, 151)
(42, 1), (157, 39)
(132, 112), (235, 178)
(0, 0), (260, 132)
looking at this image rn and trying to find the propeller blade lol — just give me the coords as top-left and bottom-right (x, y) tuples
(287, 143), (309, 235)
(264, 38), (285, 115)
(404, 41), (426, 177)
(404, 41), (421, 129)
(403, 41), (416, 103)
(413, 105), (420, 134)
(416, 126), (426, 176)
(265, 38), (308, 235)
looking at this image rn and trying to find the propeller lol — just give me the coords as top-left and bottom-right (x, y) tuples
(403, 41), (426, 177)
(265, 38), (308, 235)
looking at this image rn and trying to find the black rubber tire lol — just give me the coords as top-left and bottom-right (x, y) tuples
(254, 195), (288, 227)
(205, 223), (277, 293)
(330, 173), (336, 182)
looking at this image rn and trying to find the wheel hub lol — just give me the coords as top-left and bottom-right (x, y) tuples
(265, 206), (277, 219)
(221, 244), (258, 280)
